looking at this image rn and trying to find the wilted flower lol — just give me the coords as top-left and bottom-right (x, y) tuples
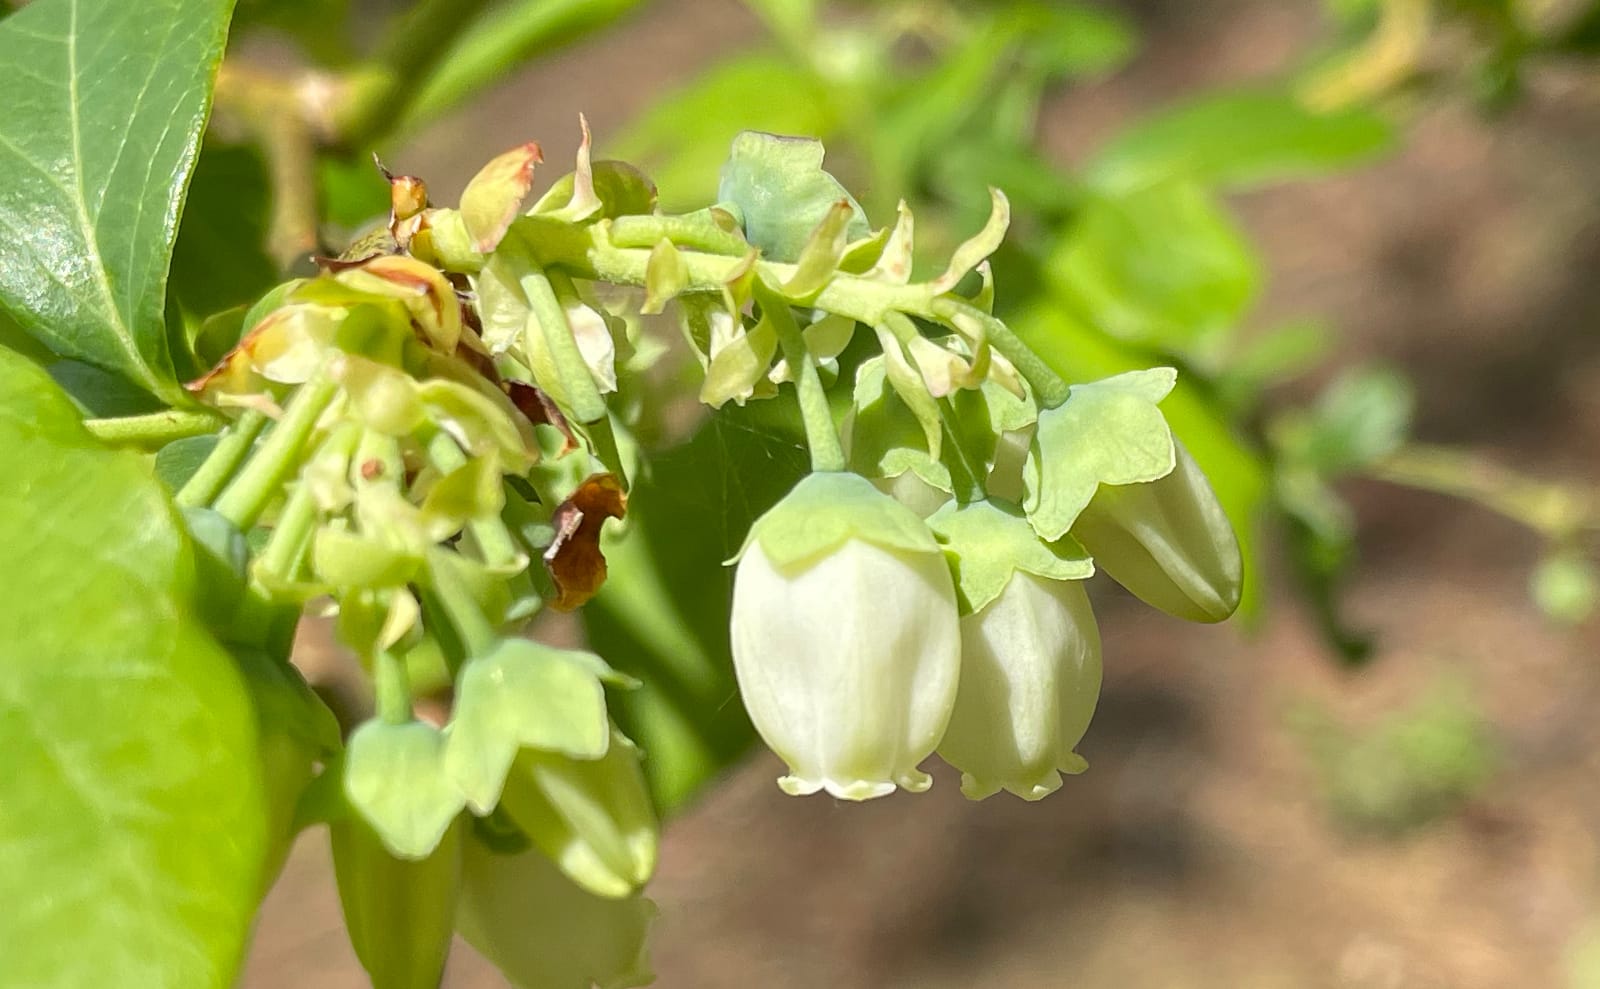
(730, 471), (961, 799)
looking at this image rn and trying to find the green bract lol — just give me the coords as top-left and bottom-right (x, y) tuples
(928, 499), (1094, 615)
(1022, 367), (1179, 541)
(735, 470), (940, 569)
(343, 721), (466, 860)
(717, 131), (870, 262)
(445, 639), (615, 815)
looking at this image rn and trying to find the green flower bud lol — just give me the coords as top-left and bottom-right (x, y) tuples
(497, 728), (658, 899)
(1072, 441), (1243, 623)
(457, 828), (655, 989)
(731, 472), (961, 799)
(331, 814), (461, 989)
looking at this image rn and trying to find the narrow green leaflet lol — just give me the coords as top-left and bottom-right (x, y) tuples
(0, 0), (237, 405)
(0, 349), (266, 988)
(1088, 89), (1394, 192)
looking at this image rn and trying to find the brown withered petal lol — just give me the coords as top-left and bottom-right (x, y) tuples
(505, 380), (578, 454)
(543, 474), (627, 612)
(460, 141), (543, 253)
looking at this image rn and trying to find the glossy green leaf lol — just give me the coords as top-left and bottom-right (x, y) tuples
(0, 349), (266, 987)
(0, 0), (237, 406)
(717, 131), (870, 262)
(167, 142), (277, 357)
(1088, 88), (1394, 191)
(1048, 179), (1259, 363)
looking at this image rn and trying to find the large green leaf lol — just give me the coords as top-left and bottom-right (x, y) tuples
(1048, 179), (1260, 365)
(1088, 89), (1394, 192)
(0, 0), (237, 406)
(0, 348), (267, 987)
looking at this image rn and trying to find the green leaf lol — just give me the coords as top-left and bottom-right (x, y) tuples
(611, 52), (837, 212)
(1088, 88), (1395, 191)
(718, 131), (870, 262)
(581, 401), (809, 812)
(1275, 365), (1414, 476)
(0, 0), (238, 406)
(167, 142), (277, 355)
(156, 432), (221, 491)
(1048, 179), (1259, 363)
(0, 348), (266, 987)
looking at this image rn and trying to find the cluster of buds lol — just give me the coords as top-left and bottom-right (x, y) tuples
(181, 122), (1241, 987)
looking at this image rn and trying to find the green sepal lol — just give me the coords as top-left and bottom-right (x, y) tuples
(343, 720), (466, 860)
(497, 728), (658, 899)
(444, 638), (614, 815)
(533, 160), (659, 221)
(928, 188), (1010, 295)
(331, 813), (461, 989)
(928, 499), (1093, 615)
(736, 470), (940, 570)
(717, 131), (870, 262)
(1023, 367), (1177, 541)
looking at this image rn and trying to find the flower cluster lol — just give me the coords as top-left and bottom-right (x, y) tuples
(178, 124), (1243, 987)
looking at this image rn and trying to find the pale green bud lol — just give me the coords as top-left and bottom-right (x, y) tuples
(331, 814), (461, 989)
(938, 573), (1101, 801)
(457, 829), (655, 989)
(1073, 441), (1242, 623)
(731, 472), (961, 799)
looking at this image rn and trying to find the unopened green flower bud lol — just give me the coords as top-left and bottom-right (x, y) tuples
(457, 828), (655, 989)
(1072, 441), (1242, 623)
(331, 814), (461, 989)
(730, 472), (961, 799)
(497, 728), (658, 899)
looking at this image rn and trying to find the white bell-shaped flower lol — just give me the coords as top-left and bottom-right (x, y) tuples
(731, 471), (961, 799)
(928, 499), (1100, 801)
(938, 572), (1101, 800)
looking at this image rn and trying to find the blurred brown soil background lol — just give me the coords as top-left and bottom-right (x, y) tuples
(242, 1), (1600, 986)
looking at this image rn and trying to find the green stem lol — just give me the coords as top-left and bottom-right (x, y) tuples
(214, 377), (340, 529)
(85, 409), (226, 447)
(760, 282), (846, 473)
(424, 431), (523, 570)
(1365, 443), (1599, 541)
(337, 0), (497, 148)
(177, 410), (269, 508)
(373, 649), (413, 725)
(426, 549), (498, 658)
(515, 253), (609, 424)
(254, 476), (319, 582)
(519, 216), (1070, 407)
(929, 299), (1071, 408)
(609, 212), (752, 255)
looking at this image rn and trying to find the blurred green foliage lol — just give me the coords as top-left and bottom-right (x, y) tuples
(1289, 679), (1497, 833)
